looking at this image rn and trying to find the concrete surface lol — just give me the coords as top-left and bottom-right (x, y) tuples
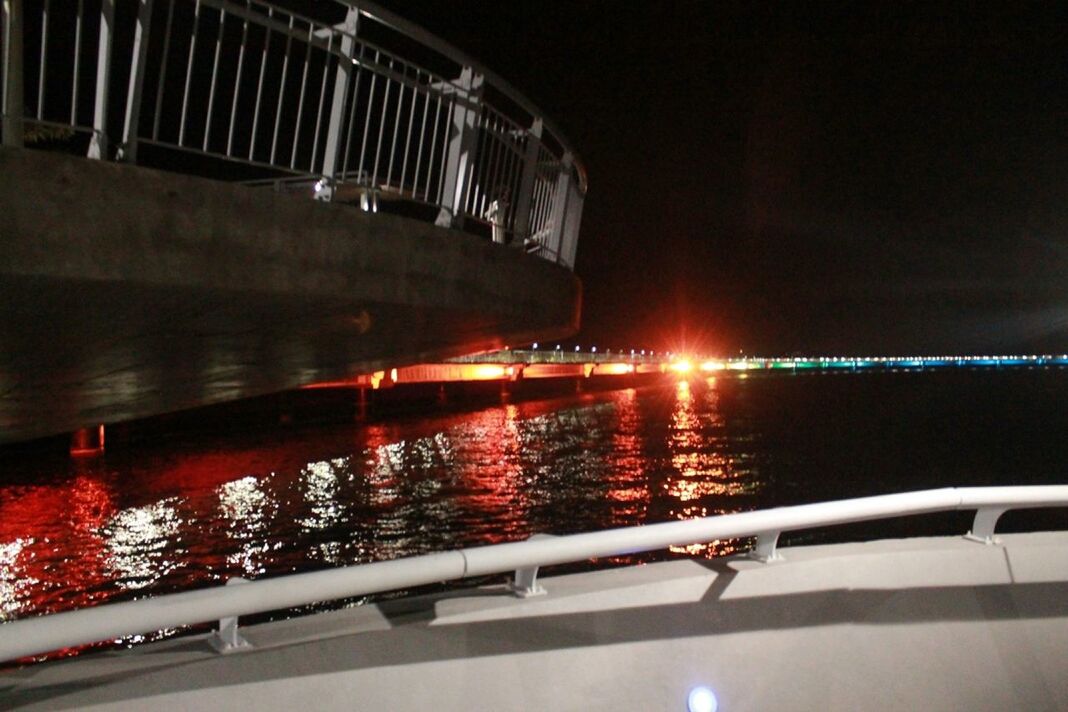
(0, 147), (581, 443)
(3, 532), (1067, 711)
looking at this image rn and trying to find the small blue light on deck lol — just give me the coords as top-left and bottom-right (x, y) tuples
(687, 686), (718, 712)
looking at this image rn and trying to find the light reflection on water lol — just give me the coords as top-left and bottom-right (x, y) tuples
(0, 380), (764, 624)
(5, 369), (1068, 646)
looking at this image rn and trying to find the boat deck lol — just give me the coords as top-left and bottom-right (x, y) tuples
(4, 531), (1068, 711)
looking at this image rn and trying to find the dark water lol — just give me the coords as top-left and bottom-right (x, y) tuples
(2, 370), (1068, 635)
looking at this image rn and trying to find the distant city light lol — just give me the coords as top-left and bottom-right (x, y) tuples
(532, 342), (539, 349)
(592, 346), (597, 353)
(575, 345), (580, 351)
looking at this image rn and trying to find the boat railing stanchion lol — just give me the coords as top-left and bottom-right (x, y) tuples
(209, 577), (252, 653)
(509, 534), (556, 598)
(964, 507), (1008, 545)
(749, 531), (782, 562)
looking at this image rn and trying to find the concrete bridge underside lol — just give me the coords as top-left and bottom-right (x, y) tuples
(0, 147), (581, 445)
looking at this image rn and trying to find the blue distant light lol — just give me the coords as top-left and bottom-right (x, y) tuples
(687, 686), (718, 712)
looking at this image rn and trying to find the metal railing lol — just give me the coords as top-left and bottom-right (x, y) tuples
(1, 485), (1067, 662)
(449, 349), (664, 365)
(0, 0), (586, 267)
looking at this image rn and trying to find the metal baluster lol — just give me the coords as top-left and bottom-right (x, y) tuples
(268, 15), (293, 165)
(151, 0), (174, 141)
(226, 1), (250, 157)
(340, 43), (366, 181)
(70, 0), (83, 126)
(384, 64), (406, 189)
(412, 74), (431, 199)
(309, 28), (334, 173)
(247, 8), (271, 161)
(486, 114), (508, 220)
(356, 51), (380, 182)
(371, 58), (394, 189)
(398, 71), (419, 194)
(37, 0), (48, 119)
(202, 6), (226, 151)
(423, 88), (444, 202)
(434, 95), (455, 207)
(288, 20), (313, 169)
(178, 0), (201, 147)
(465, 106), (489, 216)
(2, 0), (24, 148)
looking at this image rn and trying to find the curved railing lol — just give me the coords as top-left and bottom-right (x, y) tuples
(0, 0), (585, 267)
(1, 485), (1066, 662)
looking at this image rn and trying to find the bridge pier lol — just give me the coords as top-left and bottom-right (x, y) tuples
(70, 424), (105, 456)
(356, 387), (369, 421)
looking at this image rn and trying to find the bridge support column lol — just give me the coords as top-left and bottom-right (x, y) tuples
(70, 424), (105, 456)
(356, 386), (368, 421)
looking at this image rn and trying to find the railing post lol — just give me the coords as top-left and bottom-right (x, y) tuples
(509, 117), (542, 248)
(558, 176), (584, 268)
(435, 66), (483, 229)
(750, 531), (782, 562)
(1, 0), (24, 148)
(509, 533), (555, 597)
(87, 0), (115, 159)
(118, 0), (153, 163)
(208, 577), (252, 653)
(965, 507), (1008, 545)
(542, 152), (574, 263)
(316, 7), (358, 202)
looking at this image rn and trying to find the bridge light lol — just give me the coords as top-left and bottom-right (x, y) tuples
(592, 346), (597, 353)
(532, 342), (538, 349)
(670, 359), (694, 374)
(575, 345), (580, 352)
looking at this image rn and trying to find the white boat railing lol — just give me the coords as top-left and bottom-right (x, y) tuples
(1, 485), (1067, 662)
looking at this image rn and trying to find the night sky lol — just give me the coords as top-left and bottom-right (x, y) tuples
(386, 2), (1065, 355)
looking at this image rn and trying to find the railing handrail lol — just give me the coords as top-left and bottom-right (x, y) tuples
(342, 0), (587, 190)
(2, 485), (1067, 662)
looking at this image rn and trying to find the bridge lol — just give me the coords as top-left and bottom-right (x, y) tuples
(0, 0), (586, 444)
(298, 348), (1068, 397)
